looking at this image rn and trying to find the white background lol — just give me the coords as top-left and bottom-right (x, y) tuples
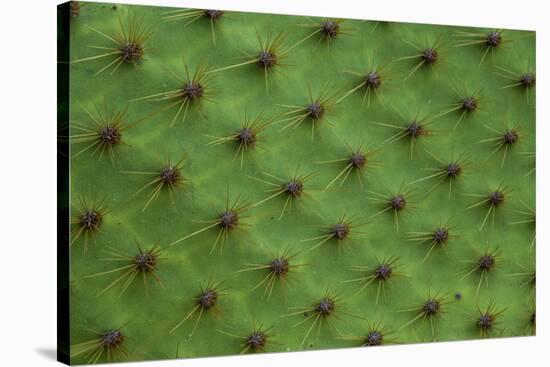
(0, 0), (546, 366)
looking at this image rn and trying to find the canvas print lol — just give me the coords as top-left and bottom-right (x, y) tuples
(57, 1), (536, 364)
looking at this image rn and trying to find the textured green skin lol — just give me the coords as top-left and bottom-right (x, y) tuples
(67, 2), (535, 364)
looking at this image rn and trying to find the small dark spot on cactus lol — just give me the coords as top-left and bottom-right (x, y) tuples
(520, 73), (536, 89)
(365, 71), (382, 89)
(422, 48), (439, 65)
(204, 9), (223, 20)
(284, 180), (304, 198)
(237, 127), (257, 147)
(99, 126), (121, 146)
(364, 331), (383, 346)
(478, 254), (495, 271)
(112, 5), (117, 10)
(199, 289), (218, 310)
(374, 263), (393, 280)
(182, 82), (204, 101)
(488, 191), (505, 207)
(159, 166), (181, 187)
(446, 162), (462, 178)
(134, 250), (158, 272)
(348, 152), (367, 169)
(321, 20), (340, 38)
(120, 42), (144, 63)
(218, 210), (239, 230)
(530, 312), (536, 326)
(455, 292), (462, 300)
(307, 102), (325, 120)
(390, 194), (407, 211)
(432, 227), (449, 245)
(461, 97), (478, 112)
(406, 121), (425, 137)
(79, 211), (102, 231)
(270, 257), (289, 275)
(478, 313), (494, 332)
(316, 297), (335, 316)
(503, 129), (519, 145)
(423, 298), (440, 316)
(331, 223), (349, 240)
(246, 331), (267, 351)
(258, 51), (277, 68)
(101, 330), (124, 348)
(486, 31), (502, 48)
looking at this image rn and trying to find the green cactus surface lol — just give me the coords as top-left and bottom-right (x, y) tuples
(60, 1), (536, 365)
